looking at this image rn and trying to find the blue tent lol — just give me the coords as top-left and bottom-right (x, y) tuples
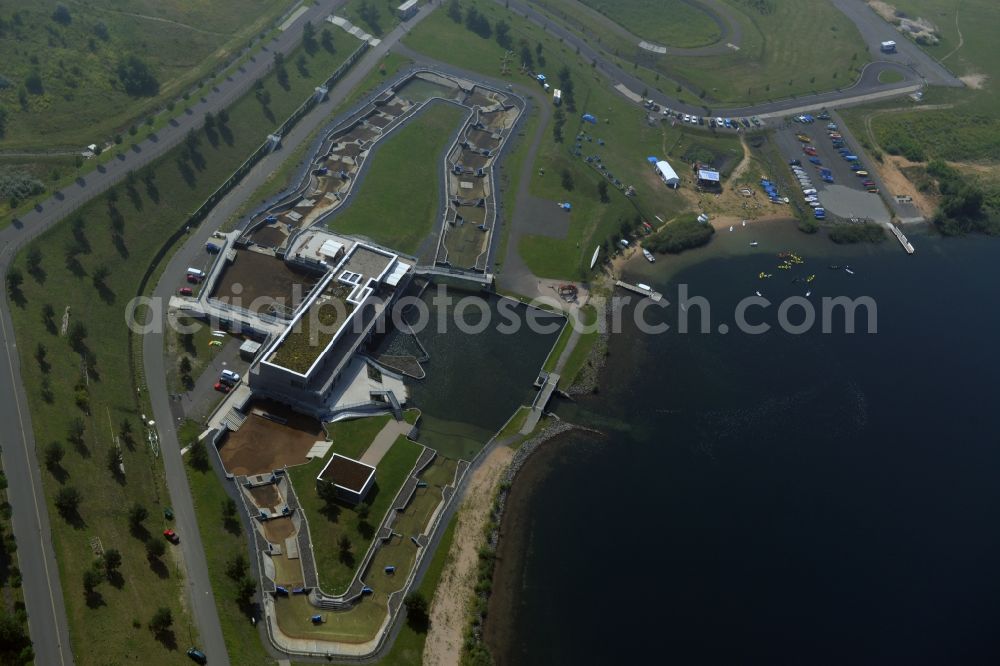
(582, 114), (597, 124)
(647, 156), (658, 164)
(562, 202), (572, 211)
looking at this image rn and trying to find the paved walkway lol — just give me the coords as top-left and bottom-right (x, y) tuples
(360, 419), (412, 467)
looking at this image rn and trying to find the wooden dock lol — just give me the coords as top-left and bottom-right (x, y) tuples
(886, 223), (915, 254)
(615, 280), (663, 301)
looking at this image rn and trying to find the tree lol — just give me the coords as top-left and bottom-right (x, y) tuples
(55, 486), (81, 516)
(225, 553), (248, 582)
(217, 108), (229, 125)
(68, 320), (87, 353)
(116, 56), (159, 97)
(145, 538), (166, 560)
(44, 441), (64, 469)
(148, 607), (172, 634)
(0, 611), (32, 664)
(447, 0), (462, 23)
(203, 111), (215, 131)
(273, 52), (289, 90)
(356, 502), (370, 521)
(92, 264), (110, 288)
(598, 180), (610, 203)
(106, 448), (120, 476)
(222, 497), (237, 520)
(6, 267), (23, 294)
(519, 42), (533, 69)
(128, 502), (148, 531)
(302, 20), (317, 54)
(179, 356), (192, 375)
(404, 591), (429, 630)
(93, 21), (109, 41)
(188, 439), (209, 471)
(236, 576), (256, 604)
(561, 168), (574, 192)
(52, 5), (71, 25)
(0, 106), (8, 140)
(320, 27), (335, 53)
(495, 21), (512, 49)
(82, 567), (102, 594)
(25, 247), (41, 279)
(102, 549), (122, 577)
(41, 303), (55, 332)
(338, 535), (352, 556)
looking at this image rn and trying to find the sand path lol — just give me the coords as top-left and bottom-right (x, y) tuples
(422, 446), (514, 666)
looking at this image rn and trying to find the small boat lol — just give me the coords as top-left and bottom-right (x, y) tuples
(642, 248), (655, 263)
(805, 290), (812, 297)
(729, 225), (734, 232)
(742, 220), (747, 227)
(680, 303), (687, 312)
(828, 265), (840, 270)
(749, 241), (759, 247)
(754, 290), (763, 297)
(637, 283), (652, 292)
(806, 274), (815, 283)
(845, 267), (855, 275)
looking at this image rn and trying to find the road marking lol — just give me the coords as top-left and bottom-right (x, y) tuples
(0, 299), (68, 666)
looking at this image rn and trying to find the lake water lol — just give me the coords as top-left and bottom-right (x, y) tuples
(486, 230), (1000, 665)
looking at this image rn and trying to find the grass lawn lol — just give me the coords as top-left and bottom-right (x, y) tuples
(276, 451), (452, 646)
(0, 0), (291, 150)
(327, 101), (467, 254)
(878, 69), (906, 84)
(6, 35), (359, 665)
(552, 0), (722, 48)
(186, 452), (276, 666)
(414, 414), (495, 461)
(494, 98), (542, 272)
(406, 0), (690, 280)
(495, 406), (531, 442)
(374, 515), (457, 666)
(164, 317), (225, 392)
(288, 437), (423, 593)
(223, 52), (415, 231)
(662, 125), (743, 176)
(339, 0), (403, 39)
(662, 0), (869, 104)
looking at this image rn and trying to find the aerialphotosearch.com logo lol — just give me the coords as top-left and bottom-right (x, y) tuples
(123, 283), (877, 341)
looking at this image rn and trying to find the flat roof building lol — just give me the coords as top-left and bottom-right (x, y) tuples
(318, 454), (375, 505)
(696, 168), (721, 189)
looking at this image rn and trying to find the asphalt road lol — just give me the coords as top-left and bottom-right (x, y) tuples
(0, 2), (349, 664)
(0, 0), (964, 662)
(493, 0), (956, 118)
(140, 5), (444, 664)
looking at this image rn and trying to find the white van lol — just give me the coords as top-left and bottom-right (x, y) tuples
(187, 267), (206, 278)
(220, 369), (240, 384)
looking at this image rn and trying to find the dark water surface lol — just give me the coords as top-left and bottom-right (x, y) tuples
(487, 232), (1000, 665)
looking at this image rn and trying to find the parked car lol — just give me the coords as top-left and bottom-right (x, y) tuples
(186, 647), (208, 664)
(213, 382), (231, 394)
(862, 180), (876, 187)
(205, 242), (221, 254)
(178, 287), (193, 296)
(789, 159), (802, 166)
(164, 529), (179, 544)
(220, 369), (240, 385)
(856, 170), (869, 176)
(809, 157), (822, 165)
(867, 187), (880, 194)
(186, 274), (201, 284)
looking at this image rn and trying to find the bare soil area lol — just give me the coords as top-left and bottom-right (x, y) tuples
(422, 446), (514, 666)
(220, 400), (325, 475)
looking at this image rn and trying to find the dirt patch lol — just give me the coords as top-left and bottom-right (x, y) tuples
(960, 73), (987, 89)
(249, 484), (281, 509)
(261, 516), (296, 543)
(422, 446), (514, 666)
(251, 224), (287, 248)
(211, 249), (317, 315)
(877, 156), (936, 218)
(220, 400), (325, 476)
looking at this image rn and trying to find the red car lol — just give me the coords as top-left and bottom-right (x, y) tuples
(163, 529), (179, 544)
(803, 147), (818, 156)
(213, 382), (231, 394)
(178, 287), (193, 296)
(186, 273), (202, 284)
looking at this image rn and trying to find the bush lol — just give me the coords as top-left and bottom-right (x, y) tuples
(644, 214), (715, 254)
(828, 222), (886, 244)
(117, 56), (160, 97)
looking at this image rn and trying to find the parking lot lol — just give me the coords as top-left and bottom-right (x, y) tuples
(772, 117), (891, 223)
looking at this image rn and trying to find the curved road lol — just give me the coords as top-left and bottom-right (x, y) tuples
(495, 0), (960, 118)
(0, 1), (349, 664)
(0, 0), (964, 663)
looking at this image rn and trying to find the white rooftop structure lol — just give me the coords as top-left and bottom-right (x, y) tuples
(655, 160), (680, 188)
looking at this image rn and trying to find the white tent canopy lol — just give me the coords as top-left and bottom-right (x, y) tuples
(655, 160), (680, 188)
